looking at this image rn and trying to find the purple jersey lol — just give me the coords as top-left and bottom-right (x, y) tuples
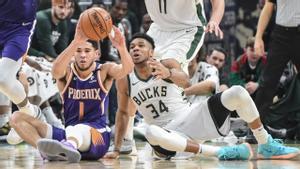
(62, 63), (108, 129)
(0, 0), (38, 23)
(0, 0), (37, 60)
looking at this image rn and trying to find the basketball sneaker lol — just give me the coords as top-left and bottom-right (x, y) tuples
(257, 135), (300, 159)
(37, 139), (81, 163)
(7, 105), (46, 145)
(217, 143), (253, 160)
(39, 151), (65, 161)
(120, 139), (137, 156)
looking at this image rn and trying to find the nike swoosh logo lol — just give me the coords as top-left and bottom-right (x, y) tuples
(22, 22), (31, 26)
(132, 81), (140, 86)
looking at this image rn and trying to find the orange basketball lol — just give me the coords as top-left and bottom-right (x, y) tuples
(80, 7), (113, 41)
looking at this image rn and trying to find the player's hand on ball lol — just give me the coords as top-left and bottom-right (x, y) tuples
(205, 20), (223, 39)
(74, 16), (88, 42)
(103, 151), (120, 159)
(109, 26), (126, 50)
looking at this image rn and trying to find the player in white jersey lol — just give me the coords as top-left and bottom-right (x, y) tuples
(145, 0), (224, 74)
(104, 33), (300, 160)
(186, 55), (219, 104)
(127, 69), (190, 127)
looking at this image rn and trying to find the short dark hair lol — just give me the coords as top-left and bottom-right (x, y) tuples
(112, 0), (128, 6)
(208, 47), (227, 58)
(245, 37), (255, 48)
(87, 40), (99, 50)
(129, 33), (155, 49)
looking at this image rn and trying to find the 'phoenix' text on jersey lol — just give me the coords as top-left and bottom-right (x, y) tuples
(68, 87), (101, 100)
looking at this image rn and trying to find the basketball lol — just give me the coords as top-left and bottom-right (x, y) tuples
(80, 7), (113, 41)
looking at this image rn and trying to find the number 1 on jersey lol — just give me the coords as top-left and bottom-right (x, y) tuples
(79, 101), (85, 120)
(159, 0), (167, 14)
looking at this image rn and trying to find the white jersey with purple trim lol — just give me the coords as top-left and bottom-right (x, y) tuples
(145, 0), (206, 31)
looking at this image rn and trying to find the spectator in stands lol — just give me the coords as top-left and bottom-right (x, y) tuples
(230, 37), (267, 98)
(111, 0), (131, 41)
(29, 0), (74, 61)
(140, 13), (153, 33)
(206, 47), (229, 92)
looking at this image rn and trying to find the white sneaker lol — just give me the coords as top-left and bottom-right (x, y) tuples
(7, 128), (23, 145)
(120, 139), (137, 156)
(211, 131), (239, 145)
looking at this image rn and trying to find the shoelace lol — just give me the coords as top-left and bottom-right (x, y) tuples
(272, 138), (284, 144)
(261, 138), (285, 155)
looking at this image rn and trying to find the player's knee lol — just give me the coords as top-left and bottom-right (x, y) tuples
(9, 111), (24, 128)
(0, 72), (10, 86)
(73, 124), (90, 132)
(229, 86), (250, 102)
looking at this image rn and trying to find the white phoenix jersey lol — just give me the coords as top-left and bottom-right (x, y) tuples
(145, 0), (206, 31)
(128, 72), (191, 127)
(188, 62), (219, 103)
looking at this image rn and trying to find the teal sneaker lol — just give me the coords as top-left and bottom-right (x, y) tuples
(258, 135), (300, 159)
(217, 143), (253, 160)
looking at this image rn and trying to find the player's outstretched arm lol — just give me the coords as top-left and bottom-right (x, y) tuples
(104, 77), (136, 159)
(185, 80), (216, 96)
(107, 26), (134, 80)
(52, 19), (88, 80)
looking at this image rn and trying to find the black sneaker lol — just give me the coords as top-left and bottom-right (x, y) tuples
(294, 127), (300, 141)
(266, 126), (287, 139)
(0, 122), (11, 141)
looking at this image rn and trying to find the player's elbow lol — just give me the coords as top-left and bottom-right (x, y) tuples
(51, 68), (62, 80)
(208, 81), (217, 92)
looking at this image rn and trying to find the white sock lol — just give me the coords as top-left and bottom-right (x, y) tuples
(199, 144), (221, 156)
(19, 102), (37, 117)
(252, 126), (269, 144)
(0, 113), (10, 127)
(42, 106), (63, 128)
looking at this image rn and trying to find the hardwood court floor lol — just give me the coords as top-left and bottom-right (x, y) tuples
(0, 140), (300, 169)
